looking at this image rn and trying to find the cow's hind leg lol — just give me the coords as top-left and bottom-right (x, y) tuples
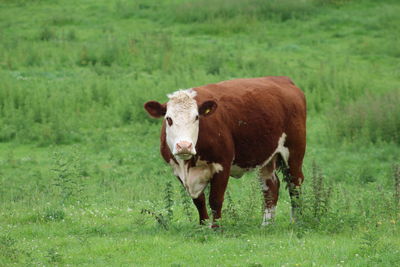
(259, 155), (280, 226)
(279, 152), (304, 223)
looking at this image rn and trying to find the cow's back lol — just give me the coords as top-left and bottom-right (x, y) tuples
(193, 76), (306, 169)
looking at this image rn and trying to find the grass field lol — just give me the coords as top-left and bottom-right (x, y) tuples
(0, 0), (399, 266)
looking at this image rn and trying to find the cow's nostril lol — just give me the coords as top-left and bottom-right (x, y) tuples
(176, 141), (192, 153)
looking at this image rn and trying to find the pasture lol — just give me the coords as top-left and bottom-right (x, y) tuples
(0, 0), (399, 265)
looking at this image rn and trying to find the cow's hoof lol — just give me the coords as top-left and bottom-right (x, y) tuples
(209, 223), (223, 230)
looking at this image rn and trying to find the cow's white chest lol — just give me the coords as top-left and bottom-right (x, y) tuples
(169, 159), (223, 198)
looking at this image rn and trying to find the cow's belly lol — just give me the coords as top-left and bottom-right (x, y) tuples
(230, 165), (251, 178)
(230, 133), (289, 177)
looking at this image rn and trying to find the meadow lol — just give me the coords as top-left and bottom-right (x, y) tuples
(0, 0), (399, 265)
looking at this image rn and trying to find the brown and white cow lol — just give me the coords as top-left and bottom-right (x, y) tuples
(144, 76), (306, 226)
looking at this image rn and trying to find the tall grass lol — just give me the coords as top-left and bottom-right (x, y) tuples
(171, 0), (318, 23)
(0, 0), (399, 146)
(329, 90), (400, 144)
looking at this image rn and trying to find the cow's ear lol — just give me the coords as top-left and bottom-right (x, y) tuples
(199, 100), (217, 117)
(144, 101), (167, 118)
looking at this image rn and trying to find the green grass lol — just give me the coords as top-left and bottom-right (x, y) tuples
(0, 0), (399, 265)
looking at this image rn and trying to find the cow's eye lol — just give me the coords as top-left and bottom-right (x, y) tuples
(166, 117), (173, 126)
(195, 115), (199, 121)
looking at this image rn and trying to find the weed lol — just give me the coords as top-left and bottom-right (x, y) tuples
(394, 164), (400, 210)
(297, 161), (333, 229)
(140, 208), (169, 230)
(164, 180), (174, 221)
(139, 181), (177, 229)
(310, 161), (332, 219)
(180, 185), (193, 222)
(224, 189), (239, 224)
(52, 151), (86, 205)
(247, 172), (264, 218)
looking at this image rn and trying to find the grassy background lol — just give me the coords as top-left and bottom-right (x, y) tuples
(0, 0), (399, 265)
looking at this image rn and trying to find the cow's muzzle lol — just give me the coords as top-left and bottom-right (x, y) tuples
(175, 141), (195, 160)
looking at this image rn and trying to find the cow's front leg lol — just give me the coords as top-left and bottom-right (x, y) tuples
(192, 192), (209, 224)
(209, 166), (230, 227)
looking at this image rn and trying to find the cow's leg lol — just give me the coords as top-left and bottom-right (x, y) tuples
(288, 168), (303, 223)
(259, 155), (280, 226)
(283, 154), (304, 223)
(192, 192), (209, 224)
(208, 166), (230, 227)
(284, 123), (306, 223)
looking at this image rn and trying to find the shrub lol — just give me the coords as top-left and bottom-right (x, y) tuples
(329, 90), (400, 144)
(52, 151), (87, 205)
(297, 161), (333, 228)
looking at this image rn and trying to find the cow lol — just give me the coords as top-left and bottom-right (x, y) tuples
(144, 76), (306, 226)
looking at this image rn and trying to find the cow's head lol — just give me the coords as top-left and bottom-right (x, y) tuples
(144, 89), (217, 160)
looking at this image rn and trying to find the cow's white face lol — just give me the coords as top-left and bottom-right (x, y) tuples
(144, 89), (217, 161)
(165, 90), (199, 160)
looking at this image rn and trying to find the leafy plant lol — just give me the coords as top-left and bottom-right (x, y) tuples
(140, 181), (177, 229)
(52, 151), (86, 205)
(164, 180), (174, 221)
(296, 161), (333, 228)
(180, 185), (193, 222)
(224, 189), (239, 224)
(140, 208), (169, 230)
